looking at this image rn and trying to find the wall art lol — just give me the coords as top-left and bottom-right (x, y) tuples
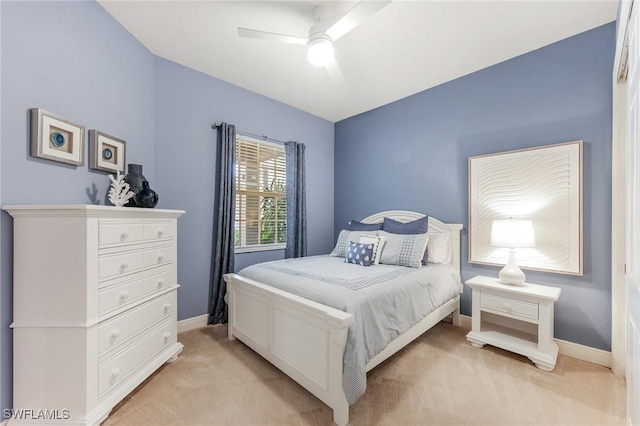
(30, 108), (84, 166)
(468, 140), (583, 275)
(89, 129), (126, 173)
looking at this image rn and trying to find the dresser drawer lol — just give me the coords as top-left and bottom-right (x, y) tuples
(99, 269), (174, 315)
(98, 292), (175, 355)
(99, 250), (144, 282)
(480, 293), (539, 320)
(144, 246), (173, 268)
(98, 319), (175, 397)
(142, 269), (175, 294)
(144, 221), (173, 242)
(99, 222), (143, 248)
(99, 277), (145, 315)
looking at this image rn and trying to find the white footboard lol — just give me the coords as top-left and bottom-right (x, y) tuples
(224, 273), (355, 426)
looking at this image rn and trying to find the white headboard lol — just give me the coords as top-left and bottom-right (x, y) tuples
(360, 210), (464, 273)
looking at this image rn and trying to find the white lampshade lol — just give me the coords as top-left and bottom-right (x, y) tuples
(491, 219), (535, 249)
(491, 218), (535, 286)
(307, 36), (334, 66)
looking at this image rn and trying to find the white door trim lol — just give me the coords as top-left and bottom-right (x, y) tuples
(612, 0), (633, 378)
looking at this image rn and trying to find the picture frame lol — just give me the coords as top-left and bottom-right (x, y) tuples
(88, 130), (126, 173)
(30, 108), (85, 166)
(468, 140), (583, 275)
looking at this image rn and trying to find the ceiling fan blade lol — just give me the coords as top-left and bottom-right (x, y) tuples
(325, 1), (391, 42)
(238, 27), (308, 46)
(325, 58), (346, 85)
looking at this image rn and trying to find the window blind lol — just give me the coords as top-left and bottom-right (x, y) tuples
(235, 136), (286, 248)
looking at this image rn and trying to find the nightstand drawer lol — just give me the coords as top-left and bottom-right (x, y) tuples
(480, 293), (539, 320)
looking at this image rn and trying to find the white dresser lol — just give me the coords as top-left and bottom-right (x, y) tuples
(3, 205), (185, 425)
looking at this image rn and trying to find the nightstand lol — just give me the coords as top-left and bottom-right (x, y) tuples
(465, 275), (562, 371)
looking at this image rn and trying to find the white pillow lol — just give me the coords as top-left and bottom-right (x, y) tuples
(359, 234), (386, 265)
(377, 231), (429, 268)
(427, 232), (452, 264)
(330, 230), (378, 258)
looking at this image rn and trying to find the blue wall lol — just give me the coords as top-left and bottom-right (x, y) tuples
(0, 0), (333, 414)
(153, 57), (334, 320)
(335, 22), (616, 351)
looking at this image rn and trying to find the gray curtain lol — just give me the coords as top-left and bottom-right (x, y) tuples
(285, 141), (307, 258)
(208, 122), (236, 324)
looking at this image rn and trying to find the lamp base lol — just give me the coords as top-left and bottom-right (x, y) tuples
(498, 248), (526, 285)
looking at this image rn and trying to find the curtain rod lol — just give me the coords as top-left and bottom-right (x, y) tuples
(212, 122), (285, 146)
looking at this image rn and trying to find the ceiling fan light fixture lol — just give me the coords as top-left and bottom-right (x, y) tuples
(307, 35), (334, 67)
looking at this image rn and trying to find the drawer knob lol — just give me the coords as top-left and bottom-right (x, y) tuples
(120, 232), (129, 241)
(163, 332), (171, 342)
(120, 262), (129, 271)
(111, 329), (120, 339)
(157, 254), (165, 263)
(157, 279), (165, 288)
(111, 367), (121, 377)
(158, 229), (165, 237)
(120, 291), (129, 300)
(164, 303), (171, 313)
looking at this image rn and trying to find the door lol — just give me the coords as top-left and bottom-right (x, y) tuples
(627, 2), (640, 424)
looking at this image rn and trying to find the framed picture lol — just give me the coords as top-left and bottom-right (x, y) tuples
(30, 108), (85, 166)
(468, 141), (583, 275)
(88, 130), (126, 173)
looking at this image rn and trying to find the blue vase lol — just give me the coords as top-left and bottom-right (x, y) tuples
(123, 164), (146, 207)
(134, 181), (158, 208)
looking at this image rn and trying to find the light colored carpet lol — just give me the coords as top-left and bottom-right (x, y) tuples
(103, 322), (626, 425)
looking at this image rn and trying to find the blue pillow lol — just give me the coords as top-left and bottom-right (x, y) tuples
(344, 241), (374, 266)
(348, 219), (383, 231)
(382, 216), (428, 234)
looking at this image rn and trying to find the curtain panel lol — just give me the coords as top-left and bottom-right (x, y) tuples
(208, 122), (236, 324)
(285, 141), (307, 259)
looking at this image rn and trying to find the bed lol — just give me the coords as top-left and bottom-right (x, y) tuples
(223, 210), (463, 425)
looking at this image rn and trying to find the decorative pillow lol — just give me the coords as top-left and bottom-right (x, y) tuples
(427, 232), (452, 264)
(383, 216), (429, 264)
(358, 234), (386, 265)
(382, 216), (429, 234)
(344, 241), (374, 266)
(349, 220), (383, 231)
(330, 230), (379, 258)
(377, 231), (429, 268)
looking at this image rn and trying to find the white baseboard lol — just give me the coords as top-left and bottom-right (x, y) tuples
(458, 314), (612, 368)
(177, 314), (209, 334)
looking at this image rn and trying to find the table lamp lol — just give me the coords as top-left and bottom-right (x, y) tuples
(491, 218), (535, 285)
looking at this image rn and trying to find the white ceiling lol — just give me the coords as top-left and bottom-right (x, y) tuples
(97, 0), (618, 123)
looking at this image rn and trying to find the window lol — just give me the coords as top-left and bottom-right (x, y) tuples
(235, 135), (286, 252)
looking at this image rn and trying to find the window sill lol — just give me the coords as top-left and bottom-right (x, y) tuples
(235, 243), (286, 254)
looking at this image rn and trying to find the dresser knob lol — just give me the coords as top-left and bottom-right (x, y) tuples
(111, 367), (121, 377)
(158, 229), (165, 237)
(120, 291), (129, 300)
(120, 262), (129, 271)
(163, 332), (171, 342)
(157, 279), (165, 288)
(111, 329), (120, 339)
(164, 303), (171, 313)
(157, 254), (165, 263)
(120, 232), (129, 241)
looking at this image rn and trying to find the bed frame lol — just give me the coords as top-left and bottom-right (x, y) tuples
(224, 211), (463, 425)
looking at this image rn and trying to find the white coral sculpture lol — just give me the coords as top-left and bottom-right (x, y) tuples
(108, 171), (135, 207)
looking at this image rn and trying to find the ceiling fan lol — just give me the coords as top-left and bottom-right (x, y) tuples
(238, 1), (391, 83)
